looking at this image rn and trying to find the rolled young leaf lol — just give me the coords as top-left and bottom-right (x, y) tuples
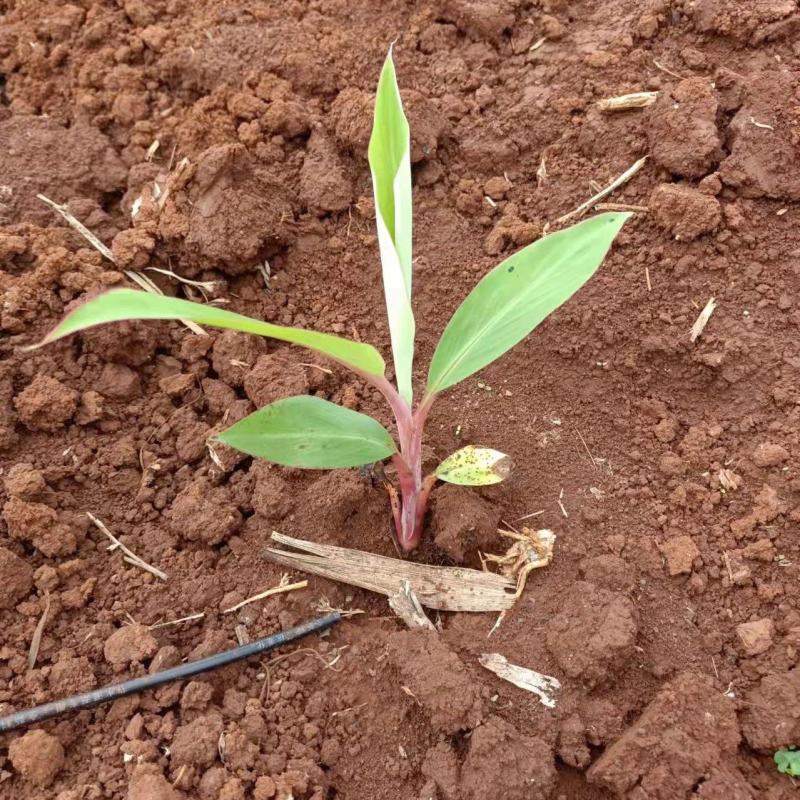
(217, 395), (397, 469)
(368, 47), (415, 405)
(426, 212), (631, 397)
(435, 446), (512, 486)
(32, 289), (386, 378)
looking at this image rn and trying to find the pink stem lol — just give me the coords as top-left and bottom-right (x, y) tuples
(354, 365), (438, 552)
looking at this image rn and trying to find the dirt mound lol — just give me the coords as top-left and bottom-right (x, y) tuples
(588, 673), (747, 797)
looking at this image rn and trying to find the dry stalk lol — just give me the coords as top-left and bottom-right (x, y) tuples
(222, 577), (308, 614)
(37, 193), (205, 337)
(553, 156), (647, 225)
(595, 202), (649, 213)
(150, 612), (205, 629)
(87, 512), (168, 581)
(690, 297), (717, 342)
(28, 591), (51, 670)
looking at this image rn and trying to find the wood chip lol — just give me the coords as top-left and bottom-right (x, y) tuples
(388, 580), (437, 631)
(690, 297), (716, 342)
(597, 91), (658, 112)
(265, 532), (517, 612)
(554, 156), (647, 225)
(479, 653), (561, 708)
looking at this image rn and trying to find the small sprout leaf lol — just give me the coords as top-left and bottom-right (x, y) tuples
(217, 395), (397, 469)
(775, 749), (800, 776)
(435, 446), (512, 486)
(31, 289), (385, 377)
(368, 48), (415, 404)
(426, 212), (631, 397)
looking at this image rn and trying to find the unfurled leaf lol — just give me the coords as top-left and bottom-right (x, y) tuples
(426, 212), (630, 397)
(217, 395), (396, 468)
(368, 48), (415, 405)
(435, 446), (512, 486)
(33, 289), (385, 377)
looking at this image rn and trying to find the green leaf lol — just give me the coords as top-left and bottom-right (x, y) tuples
(426, 212), (631, 397)
(368, 47), (415, 405)
(33, 289), (385, 377)
(435, 446), (512, 486)
(217, 395), (396, 468)
(775, 749), (800, 777)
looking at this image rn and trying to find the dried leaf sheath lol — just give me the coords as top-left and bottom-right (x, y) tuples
(264, 532), (516, 612)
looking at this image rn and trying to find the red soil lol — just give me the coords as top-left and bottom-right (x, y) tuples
(2, 0), (800, 798)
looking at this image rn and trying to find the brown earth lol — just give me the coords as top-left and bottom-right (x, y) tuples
(2, 0), (800, 798)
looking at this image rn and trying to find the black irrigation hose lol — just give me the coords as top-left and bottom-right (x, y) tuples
(0, 611), (341, 734)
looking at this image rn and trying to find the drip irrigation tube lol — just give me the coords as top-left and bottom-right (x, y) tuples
(0, 611), (341, 734)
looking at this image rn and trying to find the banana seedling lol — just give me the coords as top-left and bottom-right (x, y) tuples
(34, 49), (629, 552)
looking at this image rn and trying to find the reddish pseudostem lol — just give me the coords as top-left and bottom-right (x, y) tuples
(362, 371), (436, 553)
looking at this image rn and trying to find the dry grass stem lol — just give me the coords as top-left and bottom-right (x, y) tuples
(597, 91), (658, 112)
(653, 59), (684, 79)
(575, 427), (599, 469)
(557, 489), (569, 518)
(38, 193), (115, 261)
(645, 266), (652, 292)
(595, 202), (649, 212)
(554, 156), (647, 225)
(222, 577), (308, 614)
(87, 511), (168, 581)
(37, 193), (205, 337)
(690, 297), (717, 342)
(145, 267), (220, 294)
(516, 509), (544, 521)
(150, 612), (205, 629)
(28, 591), (51, 670)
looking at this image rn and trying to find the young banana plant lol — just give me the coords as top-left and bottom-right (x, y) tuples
(33, 49), (630, 553)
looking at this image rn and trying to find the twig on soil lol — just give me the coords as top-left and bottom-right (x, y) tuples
(222, 576), (308, 614)
(27, 591), (51, 671)
(87, 512), (168, 581)
(516, 509), (544, 521)
(595, 202), (649, 213)
(36, 193), (205, 337)
(645, 266), (652, 292)
(259, 645), (347, 702)
(312, 598), (365, 618)
(574, 427), (598, 469)
(553, 156), (647, 225)
(145, 267), (221, 295)
(150, 612), (205, 629)
(653, 59), (685, 80)
(597, 91), (658, 112)
(557, 489), (569, 518)
(690, 297), (716, 343)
